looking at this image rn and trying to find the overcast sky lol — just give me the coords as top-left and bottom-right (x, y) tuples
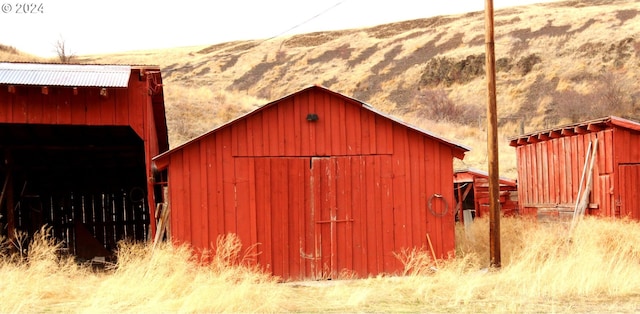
(0, 0), (559, 57)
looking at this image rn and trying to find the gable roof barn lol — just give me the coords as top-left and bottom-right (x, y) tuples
(153, 85), (469, 281)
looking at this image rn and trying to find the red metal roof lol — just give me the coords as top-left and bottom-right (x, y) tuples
(0, 63), (135, 87)
(509, 116), (640, 147)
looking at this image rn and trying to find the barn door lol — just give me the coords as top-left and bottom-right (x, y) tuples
(310, 157), (354, 279)
(618, 164), (640, 219)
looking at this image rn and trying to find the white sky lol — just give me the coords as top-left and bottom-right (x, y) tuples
(0, 0), (559, 57)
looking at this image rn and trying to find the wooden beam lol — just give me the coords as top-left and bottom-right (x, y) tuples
(548, 130), (561, 138)
(561, 128), (575, 136)
(7, 85), (15, 93)
(4, 151), (14, 244)
(538, 133), (550, 141)
(587, 123), (603, 132)
(574, 126), (588, 134)
(0, 169), (9, 212)
(41, 86), (48, 95)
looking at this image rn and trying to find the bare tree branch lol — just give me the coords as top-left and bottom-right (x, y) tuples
(53, 35), (75, 63)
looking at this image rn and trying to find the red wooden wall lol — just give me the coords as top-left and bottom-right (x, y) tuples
(511, 117), (640, 220)
(154, 86), (467, 280)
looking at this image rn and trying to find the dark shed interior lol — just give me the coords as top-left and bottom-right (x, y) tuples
(0, 123), (149, 260)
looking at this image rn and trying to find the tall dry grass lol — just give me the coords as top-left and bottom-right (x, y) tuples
(3, 217), (640, 313)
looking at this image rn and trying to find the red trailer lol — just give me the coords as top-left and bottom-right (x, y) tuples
(510, 116), (640, 220)
(153, 85), (468, 280)
(0, 62), (168, 260)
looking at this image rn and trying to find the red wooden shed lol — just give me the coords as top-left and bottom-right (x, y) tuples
(0, 62), (168, 259)
(453, 168), (518, 222)
(153, 85), (469, 281)
(509, 116), (640, 220)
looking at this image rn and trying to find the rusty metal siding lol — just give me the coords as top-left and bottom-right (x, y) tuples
(159, 86), (465, 281)
(0, 63), (131, 87)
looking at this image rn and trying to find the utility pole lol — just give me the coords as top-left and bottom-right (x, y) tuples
(484, 0), (501, 268)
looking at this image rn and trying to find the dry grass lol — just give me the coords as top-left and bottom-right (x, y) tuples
(3, 217), (640, 313)
(163, 84), (264, 147)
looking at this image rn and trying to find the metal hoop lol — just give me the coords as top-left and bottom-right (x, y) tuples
(427, 193), (449, 217)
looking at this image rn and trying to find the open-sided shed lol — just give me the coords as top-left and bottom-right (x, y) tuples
(509, 116), (640, 220)
(453, 168), (518, 222)
(0, 62), (168, 259)
(153, 85), (469, 281)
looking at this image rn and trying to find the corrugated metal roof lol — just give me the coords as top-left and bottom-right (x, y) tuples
(0, 63), (131, 87)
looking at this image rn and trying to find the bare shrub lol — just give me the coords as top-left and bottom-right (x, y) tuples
(53, 36), (75, 63)
(394, 247), (435, 276)
(551, 89), (592, 123)
(412, 88), (464, 121)
(592, 71), (633, 116)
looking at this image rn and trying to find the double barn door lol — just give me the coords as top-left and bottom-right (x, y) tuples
(250, 155), (389, 280)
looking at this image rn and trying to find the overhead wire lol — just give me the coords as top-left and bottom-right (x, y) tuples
(260, 0), (347, 44)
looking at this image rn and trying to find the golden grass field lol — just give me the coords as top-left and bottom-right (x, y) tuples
(2, 216), (640, 313)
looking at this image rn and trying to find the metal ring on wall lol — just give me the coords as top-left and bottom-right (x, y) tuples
(428, 193), (449, 217)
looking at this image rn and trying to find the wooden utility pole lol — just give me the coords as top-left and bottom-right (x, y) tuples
(484, 0), (501, 268)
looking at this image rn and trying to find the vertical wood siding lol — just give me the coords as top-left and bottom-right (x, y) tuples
(164, 87), (461, 280)
(516, 129), (614, 217)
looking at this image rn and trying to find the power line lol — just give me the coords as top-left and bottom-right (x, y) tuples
(262, 0), (347, 42)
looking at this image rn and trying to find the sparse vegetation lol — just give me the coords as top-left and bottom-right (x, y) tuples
(3, 217), (640, 312)
(53, 36), (75, 63)
(163, 85), (262, 146)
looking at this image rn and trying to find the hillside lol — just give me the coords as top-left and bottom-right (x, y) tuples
(10, 0), (640, 177)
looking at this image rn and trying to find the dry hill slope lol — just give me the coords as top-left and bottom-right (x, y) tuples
(49, 0), (640, 176)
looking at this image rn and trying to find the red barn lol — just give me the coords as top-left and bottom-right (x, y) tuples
(453, 168), (518, 222)
(509, 116), (640, 220)
(153, 85), (468, 280)
(0, 62), (168, 259)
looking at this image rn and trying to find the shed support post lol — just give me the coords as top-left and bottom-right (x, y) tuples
(2, 151), (15, 244)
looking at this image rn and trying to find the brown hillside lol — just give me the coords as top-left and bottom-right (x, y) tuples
(50, 0), (640, 176)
